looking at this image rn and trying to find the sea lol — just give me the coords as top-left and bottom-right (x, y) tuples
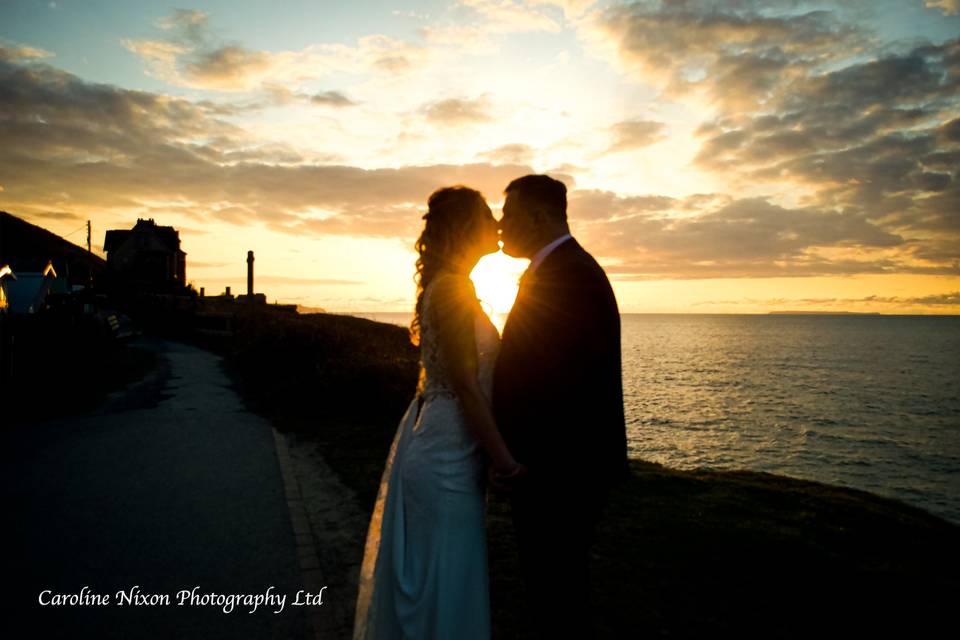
(346, 312), (960, 523)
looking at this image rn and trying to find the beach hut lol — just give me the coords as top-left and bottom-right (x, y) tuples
(0, 264), (11, 381)
(0, 264), (14, 312)
(5, 261), (59, 314)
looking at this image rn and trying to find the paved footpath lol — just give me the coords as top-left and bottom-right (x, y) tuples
(5, 338), (317, 639)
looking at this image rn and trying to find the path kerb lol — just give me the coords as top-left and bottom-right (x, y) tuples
(271, 427), (326, 640)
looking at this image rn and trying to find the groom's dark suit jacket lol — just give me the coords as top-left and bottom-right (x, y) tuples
(492, 238), (628, 491)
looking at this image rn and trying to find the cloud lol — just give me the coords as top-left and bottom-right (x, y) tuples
(697, 292), (960, 307)
(0, 43), (54, 62)
(908, 291), (960, 304)
(585, 2), (958, 278)
(121, 38), (188, 80)
(418, 0), (571, 57)
(421, 96), (493, 125)
(925, 0), (960, 16)
(156, 9), (209, 43)
(692, 39), (960, 255)
(182, 45), (273, 90)
(0, 49), (953, 281)
(24, 211), (83, 221)
(419, 25), (500, 54)
(122, 11), (429, 91)
(459, 0), (561, 33)
(222, 84), (357, 112)
(530, 0), (597, 19)
(590, 1), (867, 110)
(565, 190), (946, 279)
(479, 143), (535, 164)
(0, 51), (242, 154)
(310, 90), (356, 108)
(0, 51), (532, 240)
(609, 119), (666, 151)
(570, 189), (676, 220)
(421, 0), (570, 54)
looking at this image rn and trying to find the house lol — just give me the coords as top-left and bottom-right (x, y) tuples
(103, 218), (187, 291)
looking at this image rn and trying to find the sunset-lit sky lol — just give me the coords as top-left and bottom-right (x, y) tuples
(2, 0), (958, 314)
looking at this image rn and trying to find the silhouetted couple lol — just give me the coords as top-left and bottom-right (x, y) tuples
(354, 175), (627, 639)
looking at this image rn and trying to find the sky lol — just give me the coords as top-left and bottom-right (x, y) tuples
(1, 0), (958, 314)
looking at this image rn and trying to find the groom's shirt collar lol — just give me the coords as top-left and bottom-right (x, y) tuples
(527, 233), (573, 275)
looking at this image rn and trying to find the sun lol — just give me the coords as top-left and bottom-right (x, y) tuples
(470, 248), (529, 332)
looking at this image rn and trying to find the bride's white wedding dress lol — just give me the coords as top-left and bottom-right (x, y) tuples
(354, 274), (500, 640)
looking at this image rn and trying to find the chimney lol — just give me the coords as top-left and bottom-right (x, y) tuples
(247, 250), (254, 296)
(225, 286), (231, 297)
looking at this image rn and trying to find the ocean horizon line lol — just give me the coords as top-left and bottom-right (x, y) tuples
(304, 309), (960, 318)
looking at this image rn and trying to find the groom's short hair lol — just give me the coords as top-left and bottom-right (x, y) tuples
(505, 174), (567, 223)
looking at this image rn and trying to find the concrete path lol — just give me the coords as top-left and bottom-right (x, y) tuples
(5, 338), (315, 639)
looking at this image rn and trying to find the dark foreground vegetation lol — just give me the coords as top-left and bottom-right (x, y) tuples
(220, 308), (421, 509)
(207, 308), (959, 638)
(4, 310), (156, 425)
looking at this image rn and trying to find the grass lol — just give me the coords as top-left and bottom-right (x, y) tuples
(212, 309), (419, 510)
(488, 460), (958, 637)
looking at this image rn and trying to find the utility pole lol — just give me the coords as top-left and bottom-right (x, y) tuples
(86, 220), (93, 289)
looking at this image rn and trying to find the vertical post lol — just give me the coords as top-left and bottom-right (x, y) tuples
(246, 250), (254, 297)
(87, 220), (93, 289)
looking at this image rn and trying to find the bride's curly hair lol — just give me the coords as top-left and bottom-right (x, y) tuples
(410, 185), (490, 346)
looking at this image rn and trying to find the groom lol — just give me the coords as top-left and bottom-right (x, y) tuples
(492, 174), (627, 636)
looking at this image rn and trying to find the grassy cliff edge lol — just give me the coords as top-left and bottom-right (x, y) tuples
(217, 310), (958, 637)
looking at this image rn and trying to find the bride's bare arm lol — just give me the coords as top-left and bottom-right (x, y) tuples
(431, 274), (521, 475)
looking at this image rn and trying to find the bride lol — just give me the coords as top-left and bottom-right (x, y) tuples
(353, 186), (525, 639)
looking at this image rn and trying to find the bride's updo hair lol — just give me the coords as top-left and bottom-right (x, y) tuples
(410, 185), (489, 346)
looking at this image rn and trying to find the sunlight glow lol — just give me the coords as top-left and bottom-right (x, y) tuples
(470, 248), (528, 329)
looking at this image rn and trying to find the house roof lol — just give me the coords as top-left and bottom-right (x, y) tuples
(0, 211), (106, 279)
(104, 218), (184, 255)
(103, 229), (131, 253)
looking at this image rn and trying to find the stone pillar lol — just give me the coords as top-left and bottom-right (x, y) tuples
(247, 250), (254, 296)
